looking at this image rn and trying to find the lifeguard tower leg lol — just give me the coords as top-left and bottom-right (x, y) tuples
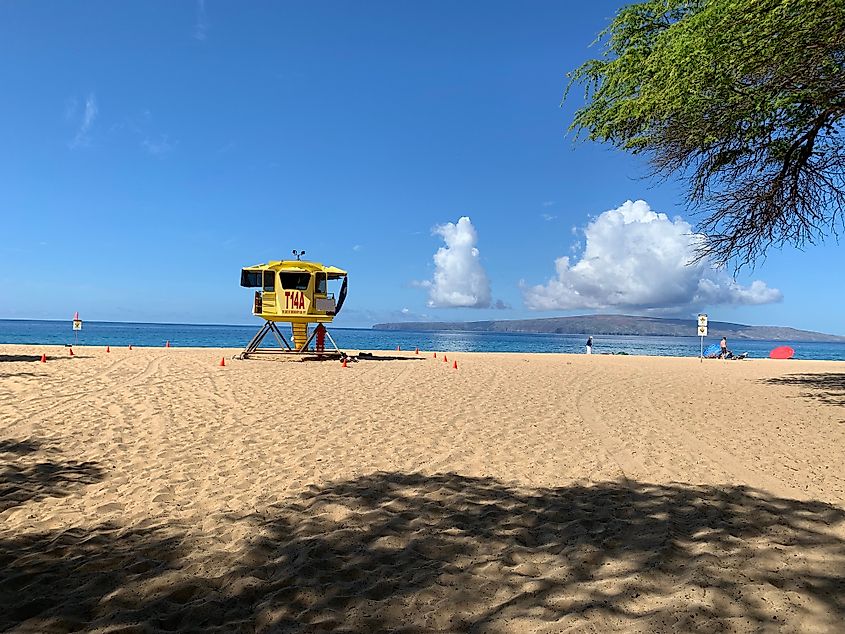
(268, 322), (290, 349)
(242, 321), (293, 358)
(244, 322), (272, 356)
(293, 324), (327, 353)
(322, 328), (343, 355)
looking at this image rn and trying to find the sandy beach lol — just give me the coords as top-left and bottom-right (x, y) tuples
(1, 343), (844, 632)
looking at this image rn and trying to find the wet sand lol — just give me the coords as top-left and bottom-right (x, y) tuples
(1, 344), (844, 632)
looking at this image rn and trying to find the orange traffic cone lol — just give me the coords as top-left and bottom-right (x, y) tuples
(443, 355), (448, 363)
(69, 348), (74, 356)
(342, 358), (348, 368)
(453, 360), (458, 369)
(106, 345), (110, 353)
(219, 357), (226, 367)
(40, 353), (47, 363)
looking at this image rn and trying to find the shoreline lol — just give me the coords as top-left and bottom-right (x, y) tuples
(7, 342), (845, 364)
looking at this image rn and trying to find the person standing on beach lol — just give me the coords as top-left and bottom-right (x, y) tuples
(720, 336), (728, 359)
(586, 336), (593, 354)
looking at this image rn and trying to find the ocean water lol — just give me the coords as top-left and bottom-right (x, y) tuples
(2, 319), (845, 361)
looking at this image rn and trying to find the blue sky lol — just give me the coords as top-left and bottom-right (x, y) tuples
(1, 1), (842, 335)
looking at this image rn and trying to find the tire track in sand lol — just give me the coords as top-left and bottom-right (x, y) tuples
(631, 365), (808, 500)
(573, 365), (649, 484)
(16, 355), (166, 428)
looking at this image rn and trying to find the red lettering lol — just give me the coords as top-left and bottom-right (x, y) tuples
(284, 291), (307, 311)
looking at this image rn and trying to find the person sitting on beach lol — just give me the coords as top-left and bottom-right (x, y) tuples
(720, 337), (728, 359)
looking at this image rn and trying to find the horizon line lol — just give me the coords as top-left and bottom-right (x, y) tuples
(1, 315), (842, 338)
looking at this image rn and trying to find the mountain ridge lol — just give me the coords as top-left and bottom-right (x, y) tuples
(372, 314), (845, 342)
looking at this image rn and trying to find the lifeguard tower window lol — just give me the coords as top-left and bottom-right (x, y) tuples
(240, 270), (262, 288)
(315, 273), (327, 296)
(280, 272), (310, 291)
(263, 271), (275, 291)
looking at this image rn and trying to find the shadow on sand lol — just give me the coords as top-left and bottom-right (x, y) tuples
(763, 372), (845, 407)
(2, 471), (844, 631)
(0, 354), (85, 363)
(0, 438), (41, 455)
(0, 438), (105, 513)
(0, 522), (186, 631)
(356, 352), (427, 362)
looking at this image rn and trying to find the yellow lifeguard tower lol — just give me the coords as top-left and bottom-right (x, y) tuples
(239, 250), (348, 359)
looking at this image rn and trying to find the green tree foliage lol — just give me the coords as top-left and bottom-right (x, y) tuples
(568, 0), (845, 266)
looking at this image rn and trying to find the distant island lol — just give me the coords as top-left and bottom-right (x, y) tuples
(372, 314), (845, 342)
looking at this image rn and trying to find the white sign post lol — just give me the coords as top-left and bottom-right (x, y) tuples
(72, 312), (82, 346)
(697, 314), (708, 361)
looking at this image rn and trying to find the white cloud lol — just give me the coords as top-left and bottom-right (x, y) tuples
(541, 213), (557, 221)
(194, 0), (209, 40)
(542, 201), (555, 207)
(352, 244), (362, 252)
(70, 93), (97, 148)
(111, 110), (173, 156)
(523, 200), (782, 312)
(424, 216), (492, 308)
(338, 307), (430, 327)
(141, 134), (173, 155)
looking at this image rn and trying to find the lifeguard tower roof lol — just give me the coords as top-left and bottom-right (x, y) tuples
(243, 260), (347, 277)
